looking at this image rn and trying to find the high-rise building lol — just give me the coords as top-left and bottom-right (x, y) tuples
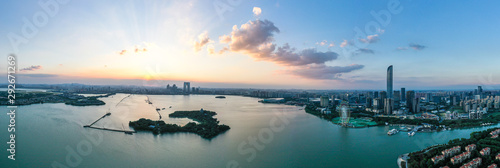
(406, 91), (415, 113)
(380, 91), (387, 100)
(401, 88), (406, 102)
(320, 96), (329, 107)
(385, 98), (394, 115)
(387, 65), (393, 98)
(373, 91), (379, 98)
(183, 82), (191, 94)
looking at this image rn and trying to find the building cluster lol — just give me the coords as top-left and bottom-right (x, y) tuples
(432, 143), (500, 168)
(451, 151), (471, 165)
(480, 147), (491, 156)
(460, 157), (481, 168)
(490, 129), (500, 138)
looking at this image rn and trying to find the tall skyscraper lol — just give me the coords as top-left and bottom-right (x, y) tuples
(183, 82), (191, 94)
(387, 65), (393, 99)
(385, 65), (393, 114)
(401, 88), (406, 102)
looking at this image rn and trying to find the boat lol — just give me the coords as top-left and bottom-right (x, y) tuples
(408, 131), (415, 136)
(162, 108), (165, 110)
(388, 129), (399, 136)
(215, 96), (226, 99)
(169, 106), (172, 108)
(156, 108), (160, 111)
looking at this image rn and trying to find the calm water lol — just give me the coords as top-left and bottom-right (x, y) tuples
(1, 94), (499, 168)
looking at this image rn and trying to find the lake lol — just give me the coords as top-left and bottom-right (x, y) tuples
(1, 94), (498, 168)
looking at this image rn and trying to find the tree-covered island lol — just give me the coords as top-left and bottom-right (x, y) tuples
(129, 109), (230, 139)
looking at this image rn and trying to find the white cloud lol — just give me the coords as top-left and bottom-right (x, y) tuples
(253, 7), (262, 16)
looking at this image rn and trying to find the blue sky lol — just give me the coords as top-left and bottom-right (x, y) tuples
(1, 0), (500, 90)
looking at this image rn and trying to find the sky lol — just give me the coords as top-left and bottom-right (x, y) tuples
(1, 0), (500, 90)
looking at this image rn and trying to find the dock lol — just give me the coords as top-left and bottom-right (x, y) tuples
(83, 109), (135, 134)
(85, 126), (136, 134)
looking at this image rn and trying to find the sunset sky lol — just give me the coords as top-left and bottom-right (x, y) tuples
(1, 0), (500, 90)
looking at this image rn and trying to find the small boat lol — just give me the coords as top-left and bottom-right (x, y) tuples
(124, 132), (133, 135)
(156, 108), (160, 111)
(408, 131), (415, 136)
(215, 96), (226, 99)
(162, 108), (165, 110)
(169, 106), (172, 108)
(388, 129), (399, 136)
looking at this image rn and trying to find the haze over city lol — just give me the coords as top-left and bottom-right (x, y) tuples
(2, 0), (500, 90)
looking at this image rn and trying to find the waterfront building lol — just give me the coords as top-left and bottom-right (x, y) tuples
(480, 147), (491, 156)
(432, 155), (445, 164)
(320, 96), (329, 107)
(496, 153), (500, 160)
(385, 98), (394, 115)
(465, 144), (476, 152)
(451, 151), (471, 165)
(488, 164), (497, 168)
(183, 82), (191, 94)
(442, 146), (461, 158)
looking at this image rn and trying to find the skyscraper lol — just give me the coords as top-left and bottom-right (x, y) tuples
(387, 65), (393, 99)
(183, 82), (191, 94)
(401, 88), (406, 102)
(406, 91), (415, 113)
(385, 65), (394, 115)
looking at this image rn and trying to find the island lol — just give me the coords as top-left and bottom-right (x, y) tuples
(401, 127), (500, 168)
(129, 109), (230, 139)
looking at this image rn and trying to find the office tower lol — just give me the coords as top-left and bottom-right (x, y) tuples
(406, 91), (415, 113)
(380, 91), (387, 100)
(385, 98), (394, 115)
(394, 91), (401, 102)
(183, 82), (191, 94)
(478, 86), (483, 94)
(366, 97), (373, 108)
(387, 65), (393, 98)
(373, 91), (379, 98)
(413, 98), (420, 113)
(394, 91), (401, 109)
(401, 88), (406, 101)
(320, 96), (329, 107)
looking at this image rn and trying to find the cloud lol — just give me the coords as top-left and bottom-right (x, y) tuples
(17, 73), (58, 78)
(317, 40), (328, 46)
(194, 31), (211, 52)
(219, 19), (279, 59)
(216, 19), (364, 80)
(118, 42), (155, 55)
(409, 43), (426, 50)
(397, 43), (426, 51)
(288, 64), (364, 80)
(20, 65), (42, 72)
(328, 42), (335, 48)
(253, 7), (262, 16)
(396, 47), (408, 51)
(359, 34), (380, 43)
(207, 45), (215, 55)
(355, 48), (375, 55)
(340, 40), (352, 48)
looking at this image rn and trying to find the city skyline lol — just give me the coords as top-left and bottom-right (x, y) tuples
(2, 1), (500, 90)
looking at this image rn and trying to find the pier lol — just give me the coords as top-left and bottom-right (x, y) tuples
(83, 109), (135, 134)
(85, 126), (136, 134)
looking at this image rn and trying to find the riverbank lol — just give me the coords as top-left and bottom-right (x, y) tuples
(0, 92), (114, 106)
(129, 110), (230, 139)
